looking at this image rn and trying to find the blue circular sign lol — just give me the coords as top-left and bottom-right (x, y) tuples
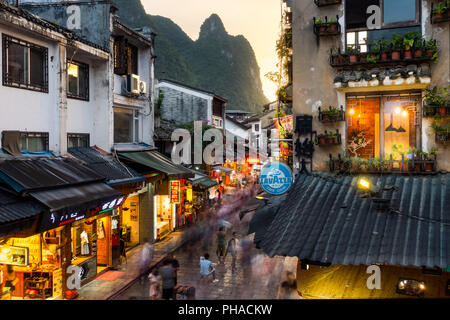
(260, 162), (293, 195)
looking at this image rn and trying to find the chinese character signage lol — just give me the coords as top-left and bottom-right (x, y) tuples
(170, 180), (181, 204)
(0, 245), (29, 266)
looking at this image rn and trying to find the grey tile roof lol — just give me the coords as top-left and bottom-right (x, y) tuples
(0, 187), (44, 224)
(68, 147), (144, 186)
(251, 172), (450, 269)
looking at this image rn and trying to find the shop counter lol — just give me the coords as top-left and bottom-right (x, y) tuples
(10, 265), (60, 298)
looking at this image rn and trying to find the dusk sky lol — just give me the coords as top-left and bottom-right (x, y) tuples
(141, 0), (281, 101)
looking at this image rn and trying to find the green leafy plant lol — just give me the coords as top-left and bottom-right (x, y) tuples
(315, 17), (323, 25)
(403, 38), (414, 51)
(329, 17), (337, 24)
(434, 1), (448, 14)
(322, 106), (340, 117)
(391, 34), (404, 50)
(366, 55), (378, 63)
(425, 86), (447, 106)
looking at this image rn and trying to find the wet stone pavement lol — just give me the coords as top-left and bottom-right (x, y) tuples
(113, 188), (298, 300)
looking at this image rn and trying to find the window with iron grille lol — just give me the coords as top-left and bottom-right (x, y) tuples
(67, 61), (89, 101)
(19, 132), (49, 152)
(67, 133), (90, 148)
(2, 34), (48, 93)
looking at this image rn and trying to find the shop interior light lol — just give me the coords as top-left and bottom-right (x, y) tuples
(395, 107), (401, 114)
(349, 108), (354, 115)
(402, 110), (408, 117)
(358, 178), (371, 190)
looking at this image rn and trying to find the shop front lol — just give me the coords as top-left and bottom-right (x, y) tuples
(117, 150), (195, 242)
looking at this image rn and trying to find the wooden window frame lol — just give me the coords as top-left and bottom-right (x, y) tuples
(345, 92), (422, 159)
(114, 37), (139, 76)
(2, 34), (48, 93)
(67, 60), (90, 101)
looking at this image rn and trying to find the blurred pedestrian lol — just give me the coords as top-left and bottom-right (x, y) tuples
(159, 259), (176, 300)
(165, 253), (180, 286)
(216, 226), (227, 264)
(148, 267), (161, 300)
(226, 232), (239, 271)
(200, 253), (218, 283)
(277, 271), (301, 299)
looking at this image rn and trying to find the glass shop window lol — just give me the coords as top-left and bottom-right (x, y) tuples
(114, 37), (139, 76)
(67, 133), (90, 148)
(114, 107), (140, 143)
(2, 34), (48, 92)
(346, 96), (419, 161)
(346, 31), (368, 52)
(19, 132), (49, 152)
(67, 61), (89, 101)
(383, 0), (417, 24)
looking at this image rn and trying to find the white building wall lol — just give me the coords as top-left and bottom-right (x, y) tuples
(0, 25), (61, 153)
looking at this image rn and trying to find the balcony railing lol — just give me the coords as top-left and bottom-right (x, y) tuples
(328, 153), (438, 174)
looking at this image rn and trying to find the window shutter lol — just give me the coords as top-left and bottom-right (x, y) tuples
(114, 36), (128, 75)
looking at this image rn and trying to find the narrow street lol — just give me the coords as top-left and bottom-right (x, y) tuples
(113, 187), (298, 300)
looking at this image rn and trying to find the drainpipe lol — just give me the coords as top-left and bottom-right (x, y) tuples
(59, 42), (68, 156)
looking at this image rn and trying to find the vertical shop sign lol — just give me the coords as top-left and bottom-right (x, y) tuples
(170, 180), (181, 204)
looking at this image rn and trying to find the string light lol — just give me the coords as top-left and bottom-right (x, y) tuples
(395, 107), (401, 114)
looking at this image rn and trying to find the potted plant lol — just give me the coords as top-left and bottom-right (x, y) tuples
(407, 147), (422, 172)
(432, 118), (450, 142)
(413, 38), (424, 58)
(317, 134), (327, 145)
(367, 41), (380, 62)
(315, 18), (327, 32)
(379, 40), (390, 61)
(392, 144), (409, 172)
(328, 16), (338, 32)
(426, 86), (448, 116)
(425, 39), (438, 62)
(391, 34), (403, 60)
(424, 105), (436, 117)
(403, 38), (414, 60)
(422, 147), (438, 172)
(347, 129), (372, 157)
(326, 131), (337, 144)
(347, 46), (359, 63)
(433, 1), (448, 19)
(321, 106), (341, 121)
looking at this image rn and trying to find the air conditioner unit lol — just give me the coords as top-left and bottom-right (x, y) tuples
(126, 74), (140, 95)
(139, 81), (147, 95)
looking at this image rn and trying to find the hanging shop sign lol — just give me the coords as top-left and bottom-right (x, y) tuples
(38, 197), (125, 232)
(170, 180), (181, 204)
(0, 245), (29, 266)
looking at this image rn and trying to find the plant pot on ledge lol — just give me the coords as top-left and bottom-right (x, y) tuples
(349, 54), (358, 63)
(391, 50), (401, 60)
(437, 106), (448, 116)
(404, 50), (413, 60)
(425, 162), (434, 172)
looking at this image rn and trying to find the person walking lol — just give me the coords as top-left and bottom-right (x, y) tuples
(165, 253), (180, 299)
(226, 232), (239, 272)
(277, 271), (301, 299)
(148, 268), (161, 300)
(159, 260), (176, 300)
(216, 226), (227, 264)
(119, 233), (127, 264)
(200, 253), (218, 283)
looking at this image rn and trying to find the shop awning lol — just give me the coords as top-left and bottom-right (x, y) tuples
(0, 158), (106, 193)
(68, 147), (146, 186)
(0, 188), (45, 237)
(32, 182), (121, 233)
(118, 150), (195, 180)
